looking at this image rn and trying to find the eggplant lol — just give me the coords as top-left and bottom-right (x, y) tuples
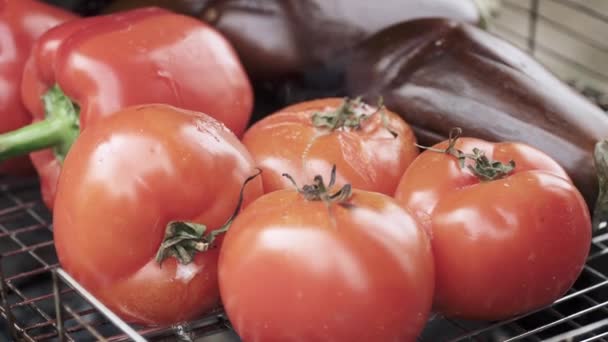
(345, 18), (608, 231)
(102, 0), (490, 80)
(102, 0), (209, 17)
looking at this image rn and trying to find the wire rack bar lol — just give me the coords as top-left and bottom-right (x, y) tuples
(582, 330), (608, 342)
(0, 259), (18, 341)
(0, 202), (36, 217)
(55, 268), (146, 342)
(105, 314), (230, 342)
(0, 223), (45, 238)
(0, 188), (72, 341)
(448, 241), (608, 340)
(5, 263), (57, 282)
(11, 288), (72, 309)
(544, 318), (608, 342)
(505, 299), (608, 341)
(62, 305), (108, 341)
(53, 271), (66, 342)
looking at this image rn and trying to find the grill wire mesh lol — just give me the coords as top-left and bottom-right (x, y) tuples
(2, 0), (608, 341)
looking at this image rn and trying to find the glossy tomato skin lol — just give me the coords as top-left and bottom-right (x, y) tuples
(0, 0), (75, 175)
(53, 104), (263, 325)
(394, 137), (591, 320)
(242, 97), (418, 196)
(218, 188), (434, 342)
(21, 7), (253, 209)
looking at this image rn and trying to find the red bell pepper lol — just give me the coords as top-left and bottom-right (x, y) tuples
(0, 7), (253, 208)
(0, 0), (76, 175)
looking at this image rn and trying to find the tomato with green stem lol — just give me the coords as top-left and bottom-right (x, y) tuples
(242, 97), (419, 196)
(53, 104), (263, 325)
(218, 166), (434, 341)
(394, 128), (592, 320)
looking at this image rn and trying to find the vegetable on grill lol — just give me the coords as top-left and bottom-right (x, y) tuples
(101, 0), (489, 80)
(0, 7), (252, 209)
(345, 18), (608, 230)
(218, 166), (434, 341)
(394, 130), (592, 320)
(52, 104), (263, 325)
(242, 97), (419, 196)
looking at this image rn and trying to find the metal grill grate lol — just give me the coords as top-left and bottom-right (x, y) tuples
(2, 0), (608, 341)
(0, 177), (235, 341)
(0, 176), (607, 341)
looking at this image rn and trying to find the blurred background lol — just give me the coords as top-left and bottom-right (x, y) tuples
(488, 0), (608, 106)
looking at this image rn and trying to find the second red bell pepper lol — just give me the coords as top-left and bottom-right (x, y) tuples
(0, 0), (76, 175)
(0, 7), (253, 209)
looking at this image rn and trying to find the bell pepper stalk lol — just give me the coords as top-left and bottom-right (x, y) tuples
(0, 85), (79, 163)
(0, 7), (253, 209)
(0, 0), (76, 175)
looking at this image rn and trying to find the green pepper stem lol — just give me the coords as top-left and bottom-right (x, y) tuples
(0, 84), (79, 163)
(0, 118), (66, 159)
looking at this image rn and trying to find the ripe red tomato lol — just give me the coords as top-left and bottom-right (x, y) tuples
(53, 104), (263, 325)
(394, 132), (592, 320)
(218, 169), (434, 341)
(242, 97), (419, 196)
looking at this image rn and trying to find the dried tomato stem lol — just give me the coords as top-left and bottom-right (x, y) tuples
(282, 165), (352, 204)
(463, 148), (515, 181)
(417, 127), (516, 181)
(416, 127), (465, 165)
(311, 97), (397, 137)
(155, 168), (262, 265)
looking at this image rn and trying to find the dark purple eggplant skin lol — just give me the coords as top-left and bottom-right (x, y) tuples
(204, 0), (484, 80)
(103, 0), (483, 80)
(345, 18), (608, 217)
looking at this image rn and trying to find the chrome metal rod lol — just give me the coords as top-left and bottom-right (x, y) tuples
(63, 304), (108, 341)
(56, 268), (146, 342)
(52, 271), (65, 342)
(0, 257), (18, 341)
(544, 317), (608, 342)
